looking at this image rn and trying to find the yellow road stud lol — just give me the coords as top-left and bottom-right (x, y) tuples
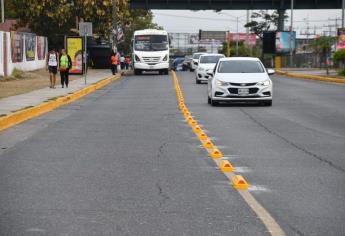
(185, 116), (194, 122)
(198, 132), (208, 141)
(188, 119), (198, 126)
(182, 107), (188, 113)
(232, 175), (249, 190)
(184, 111), (191, 117)
(219, 160), (234, 172)
(193, 125), (202, 134)
(210, 149), (222, 159)
(203, 139), (214, 149)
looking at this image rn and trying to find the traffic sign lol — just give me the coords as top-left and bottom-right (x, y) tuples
(79, 22), (93, 36)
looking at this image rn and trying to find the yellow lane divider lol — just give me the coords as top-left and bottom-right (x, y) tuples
(0, 75), (121, 132)
(172, 71), (286, 236)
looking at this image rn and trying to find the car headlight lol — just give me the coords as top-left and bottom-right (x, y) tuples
(215, 80), (229, 87)
(256, 80), (271, 86)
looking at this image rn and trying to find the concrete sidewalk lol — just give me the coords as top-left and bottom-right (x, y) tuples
(0, 69), (113, 116)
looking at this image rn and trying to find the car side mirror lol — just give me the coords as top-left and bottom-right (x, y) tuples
(267, 69), (275, 75)
(194, 62), (198, 66)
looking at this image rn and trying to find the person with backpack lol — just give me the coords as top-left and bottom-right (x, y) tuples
(59, 49), (72, 88)
(46, 49), (59, 89)
(110, 51), (118, 75)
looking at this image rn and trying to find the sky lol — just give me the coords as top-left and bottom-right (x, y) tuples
(152, 10), (343, 37)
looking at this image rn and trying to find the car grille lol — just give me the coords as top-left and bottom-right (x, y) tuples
(229, 82), (257, 86)
(228, 88), (259, 94)
(142, 57), (160, 64)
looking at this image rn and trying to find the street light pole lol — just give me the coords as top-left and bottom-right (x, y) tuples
(289, 0), (294, 67)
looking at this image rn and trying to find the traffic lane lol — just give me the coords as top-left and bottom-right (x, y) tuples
(0, 74), (269, 235)
(177, 71), (345, 236)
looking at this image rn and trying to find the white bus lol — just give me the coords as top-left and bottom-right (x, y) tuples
(132, 29), (169, 75)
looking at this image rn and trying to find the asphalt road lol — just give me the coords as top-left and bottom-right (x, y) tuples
(176, 71), (345, 236)
(0, 71), (344, 235)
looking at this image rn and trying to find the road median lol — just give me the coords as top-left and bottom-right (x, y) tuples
(276, 70), (345, 84)
(0, 75), (121, 132)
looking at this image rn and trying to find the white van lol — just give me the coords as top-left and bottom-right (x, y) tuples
(132, 29), (169, 75)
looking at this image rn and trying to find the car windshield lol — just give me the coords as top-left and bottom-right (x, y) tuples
(193, 54), (204, 59)
(200, 56), (223, 64)
(135, 35), (168, 51)
(218, 60), (265, 73)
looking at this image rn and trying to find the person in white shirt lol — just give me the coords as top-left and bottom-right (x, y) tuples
(46, 49), (59, 89)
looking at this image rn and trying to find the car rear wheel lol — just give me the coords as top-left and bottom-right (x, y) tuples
(207, 96), (211, 104)
(190, 68), (194, 72)
(196, 78), (201, 84)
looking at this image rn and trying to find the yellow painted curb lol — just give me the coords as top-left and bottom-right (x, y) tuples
(276, 70), (345, 84)
(232, 175), (249, 190)
(0, 75), (121, 132)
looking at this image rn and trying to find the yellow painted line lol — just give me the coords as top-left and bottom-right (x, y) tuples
(0, 75), (121, 132)
(276, 70), (345, 84)
(172, 71), (286, 236)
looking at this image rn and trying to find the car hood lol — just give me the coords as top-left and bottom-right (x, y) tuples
(215, 73), (270, 83)
(199, 63), (216, 70)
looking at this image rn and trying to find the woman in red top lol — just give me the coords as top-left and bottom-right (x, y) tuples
(124, 56), (130, 70)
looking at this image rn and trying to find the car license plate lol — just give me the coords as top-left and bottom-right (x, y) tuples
(238, 88), (249, 95)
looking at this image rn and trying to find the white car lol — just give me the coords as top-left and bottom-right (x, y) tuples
(195, 54), (225, 84)
(207, 57), (274, 106)
(190, 52), (206, 72)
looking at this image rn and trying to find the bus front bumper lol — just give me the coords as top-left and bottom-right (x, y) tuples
(134, 62), (169, 71)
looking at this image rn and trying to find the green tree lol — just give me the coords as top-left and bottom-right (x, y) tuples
(311, 36), (336, 70)
(11, 0), (160, 50)
(245, 10), (288, 39)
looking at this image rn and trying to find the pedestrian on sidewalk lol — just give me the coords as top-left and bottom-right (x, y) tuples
(59, 49), (72, 88)
(110, 51), (118, 75)
(120, 54), (125, 70)
(124, 56), (130, 70)
(46, 49), (59, 89)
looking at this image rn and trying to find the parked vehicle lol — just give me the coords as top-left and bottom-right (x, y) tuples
(195, 53), (225, 84)
(207, 57), (274, 106)
(132, 29), (169, 75)
(190, 52), (206, 72)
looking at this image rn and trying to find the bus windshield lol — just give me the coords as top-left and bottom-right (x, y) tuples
(135, 35), (168, 51)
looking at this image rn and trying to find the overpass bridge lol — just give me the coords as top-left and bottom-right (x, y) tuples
(130, 0), (342, 10)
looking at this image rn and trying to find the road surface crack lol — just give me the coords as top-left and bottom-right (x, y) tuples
(240, 108), (345, 173)
(156, 182), (170, 208)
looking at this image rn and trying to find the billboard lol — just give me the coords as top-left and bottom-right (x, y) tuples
(10, 32), (24, 63)
(337, 28), (345, 50)
(263, 32), (276, 54)
(275, 31), (296, 54)
(25, 33), (36, 61)
(228, 33), (257, 46)
(37, 36), (47, 60)
(66, 37), (83, 74)
(199, 30), (227, 42)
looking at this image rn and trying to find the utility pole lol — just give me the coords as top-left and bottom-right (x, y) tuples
(236, 16), (239, 56)
(1, 0), (4, 23)
(112, 0), (117, 52)
(342, 0), (345, 28)
(289, 0), (294, 67)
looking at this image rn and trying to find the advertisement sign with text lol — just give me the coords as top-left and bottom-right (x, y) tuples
(337, 28), (345, 50)
(228, 33), (257, 46)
